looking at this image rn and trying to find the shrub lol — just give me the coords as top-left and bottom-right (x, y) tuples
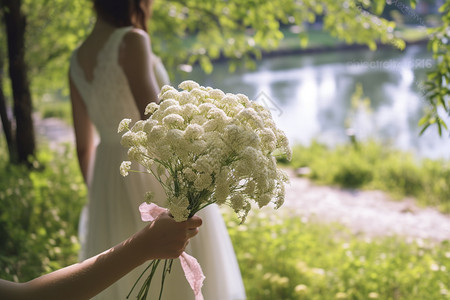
(0, 138), (86, 282)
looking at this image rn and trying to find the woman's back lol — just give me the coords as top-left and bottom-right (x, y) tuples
(70, 26), (141, 143)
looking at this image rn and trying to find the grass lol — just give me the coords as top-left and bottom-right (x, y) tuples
(1, 137), (449, 299)
(281, 140), (450, 214)
(225, 207), (450, 300)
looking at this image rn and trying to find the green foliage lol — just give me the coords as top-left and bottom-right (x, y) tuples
(22, 0), (93, 99)
(0, 137), (86, 282)
(419, 1), (450, 135)
(226, 208), (450, 300)
(285, 140), (450, 213)
(150, 0), (404, 73)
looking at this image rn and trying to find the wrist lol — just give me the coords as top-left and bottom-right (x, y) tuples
(130, 224), (157, 264)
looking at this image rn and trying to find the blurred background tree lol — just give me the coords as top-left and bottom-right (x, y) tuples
(0, 0), (91, 164)
(0, 0), (448, 165)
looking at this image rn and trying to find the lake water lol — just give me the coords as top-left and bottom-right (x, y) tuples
(174, 44), (450, 160)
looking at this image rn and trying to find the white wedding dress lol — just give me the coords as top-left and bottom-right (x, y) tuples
(69, 26), (246, 300)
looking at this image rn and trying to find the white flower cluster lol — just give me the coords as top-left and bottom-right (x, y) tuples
(119, 80), (291, 222)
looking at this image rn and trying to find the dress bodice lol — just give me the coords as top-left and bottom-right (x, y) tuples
(69, 26), (169, 143)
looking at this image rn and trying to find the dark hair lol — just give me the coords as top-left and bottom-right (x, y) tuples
(93, 0), (148, 32)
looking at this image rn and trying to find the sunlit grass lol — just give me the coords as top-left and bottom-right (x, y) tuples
(225, 207), (450, 300)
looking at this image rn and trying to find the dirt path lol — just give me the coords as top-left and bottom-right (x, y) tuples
(282, 170), (450, 242)
(36, 116), (450, 242)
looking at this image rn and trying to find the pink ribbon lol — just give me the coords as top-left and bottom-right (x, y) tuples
(139, 202), (205, 300)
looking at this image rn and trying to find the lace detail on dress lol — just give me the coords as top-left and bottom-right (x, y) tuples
(70, 26), (140, 143)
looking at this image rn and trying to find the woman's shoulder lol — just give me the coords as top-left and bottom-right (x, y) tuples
(122, 27), (151, 47)
(119, 28), (152, 61)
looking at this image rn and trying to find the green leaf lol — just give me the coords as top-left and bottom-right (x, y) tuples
(299, 34), (309, 48)
(418, 116), (429, 127)
(419, 123), (431, 135)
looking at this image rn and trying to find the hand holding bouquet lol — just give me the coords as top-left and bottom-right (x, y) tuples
(118, 80), (291, 299)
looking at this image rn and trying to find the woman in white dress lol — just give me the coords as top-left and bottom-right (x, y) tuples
(69, 0), (246, 299)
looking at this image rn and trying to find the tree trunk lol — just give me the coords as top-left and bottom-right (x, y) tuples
(0, 48), (17, 163)
(1, 0), (35, 165)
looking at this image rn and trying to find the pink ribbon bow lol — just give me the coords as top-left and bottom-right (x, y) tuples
(139, 202), (205, 300)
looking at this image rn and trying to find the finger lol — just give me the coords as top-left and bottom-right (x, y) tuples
(187, 228), (199, 238)
(186, 216), (202, 229)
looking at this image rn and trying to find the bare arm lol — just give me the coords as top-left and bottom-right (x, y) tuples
(119, 28), (160, 119)
(69, 74), (96, 183)
(0, 213), (202, 300)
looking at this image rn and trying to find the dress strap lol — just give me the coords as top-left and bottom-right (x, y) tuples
(96, 26), (134, 67)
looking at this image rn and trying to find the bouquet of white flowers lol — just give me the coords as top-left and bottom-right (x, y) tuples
(118, 80), (291, 300)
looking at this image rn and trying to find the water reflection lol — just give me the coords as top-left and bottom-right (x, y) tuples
(174, 45), (449, 160)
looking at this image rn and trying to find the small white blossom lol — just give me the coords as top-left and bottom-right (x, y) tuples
(244, 180), (256, 195)
(147, 125), (167, 143)
(181, 103), (200, 118)
(158, 84), (176, 97)
(162, 104), (182, 117)
(118, 118), (132, 133)
(162, 114), (185, 128)
(208, 89), (225, 100)
(207, 108), (228, 122)
(184, 124), (204, 140)
(183, 168), (197, 183)
(179, 80), (200, 91)
(144, 102), (159, 115)
(189, 139), (207, 154)
(220, 95), (239, 108)
(214, 168), (230, 204)
(194, 173), (213, 191)
(257, 193), (272, 208)
(168, 196), (190, 222)
(120, 131), (136, 147)
(190, 88), (208, 100)
(198, 103), (217, 115)
(236, 94), (251, 107)
(131, 120), (145, 132)
(178, 91), (194, 105)
(143, 119), (158, 133)
(127, 146), (144, 161)
(202, 119), (222, 132)
(160, 90), (180, 101)
(230, 194), (245, 212)
(191, 115), (207, 125)
(159, 99), (179, 111)
(120, 161), (131, 176)
(237, 108), (264, 129)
